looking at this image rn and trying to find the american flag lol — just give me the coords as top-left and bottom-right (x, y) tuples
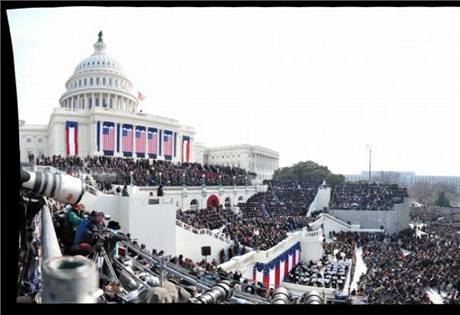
(135, 129), (146, 153)
(122, 127), (133, 153)
(102, 125), (115, 151)
(137, 91), (146, 101)
(147, 130), (157, 155)
(163, 133), (172, 156)
(182, 136), (191, 163)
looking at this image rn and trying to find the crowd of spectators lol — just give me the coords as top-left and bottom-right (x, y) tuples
(35, 155), (256, 188)
(175, 181), (321, 251)
(176, 204), (314, 251)
(311, 229), (460, 304)
(331, 183), (408, 210)
(286, 259), (349, 290)
(176, 206), (236, 231)
(354, 228), (460, 304)
(239, 181), (320, 217)
(222, 214), (313, 251)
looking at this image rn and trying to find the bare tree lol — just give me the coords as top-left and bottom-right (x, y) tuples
(408, 182), (458, 205)
(408, 181), (434, 204)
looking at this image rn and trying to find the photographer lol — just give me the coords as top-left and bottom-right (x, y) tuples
(62, 204), (84, 254)
(71, 211), (103, 256)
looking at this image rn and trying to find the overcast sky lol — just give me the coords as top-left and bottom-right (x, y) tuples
(7, 7), (460, 176)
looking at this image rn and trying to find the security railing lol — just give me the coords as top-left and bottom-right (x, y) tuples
(32, 199), (99, 303)
(175, 220), (233, 243)
(120, 241), (270, 304)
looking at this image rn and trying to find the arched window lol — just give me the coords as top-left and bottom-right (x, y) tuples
(90, 78), (93, 86)
(190, 199), (199, 210)
(102, 78), (106, 85)
(96, 78), (99, 85)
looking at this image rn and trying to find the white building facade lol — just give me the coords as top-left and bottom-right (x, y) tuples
(19, 32), (195, 164)
(200, 144), (280, 183)
(19, 32), (280, 183)
(345, 171), (460, 193)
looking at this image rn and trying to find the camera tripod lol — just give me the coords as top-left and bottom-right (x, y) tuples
(90, 238), (121, 288)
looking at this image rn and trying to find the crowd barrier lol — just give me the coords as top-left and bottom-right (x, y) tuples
(176, 220), (232, 244)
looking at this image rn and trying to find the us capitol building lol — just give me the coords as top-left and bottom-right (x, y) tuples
(19, 32), (279, 182)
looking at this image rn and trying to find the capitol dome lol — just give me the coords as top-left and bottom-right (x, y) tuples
(73, 51), (124, 75)
(59, 31), (139, 113)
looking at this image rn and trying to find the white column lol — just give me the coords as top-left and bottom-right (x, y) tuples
(54, 122), (61, 155)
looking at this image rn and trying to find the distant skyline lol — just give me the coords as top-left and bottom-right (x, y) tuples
(345, 170), (460, 177)
(7, 7), (460, 176)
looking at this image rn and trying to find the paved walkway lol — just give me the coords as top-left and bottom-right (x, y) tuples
(349, 247), (367, 292)
(425, 287), (445, 304)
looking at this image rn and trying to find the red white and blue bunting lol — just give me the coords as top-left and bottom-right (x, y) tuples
(65, 121), (78, 156)
(253, 242), (301, 289)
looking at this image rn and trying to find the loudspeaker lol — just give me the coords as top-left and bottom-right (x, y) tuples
(201, 246), (211, 256)
(157, 185), (164, 197)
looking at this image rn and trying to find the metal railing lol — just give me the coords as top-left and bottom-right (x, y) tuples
(41, 202), (62, 262)
(175, 220), (233, 243)
(37, 199), (99, 303)
(121, 241), (269, 304)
